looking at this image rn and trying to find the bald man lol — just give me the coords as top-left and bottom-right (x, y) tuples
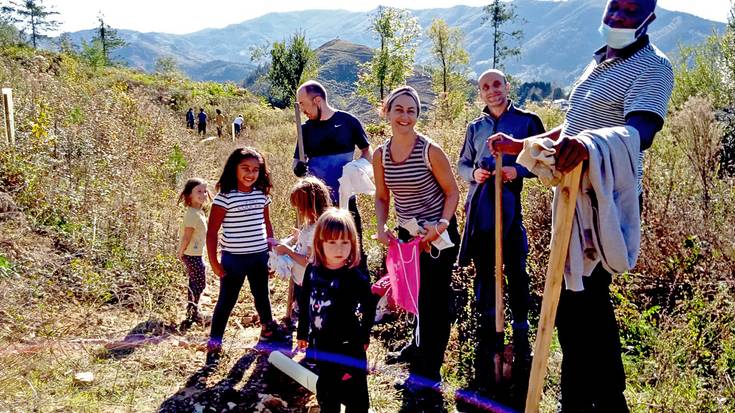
(490, 0), (674, 411)
(293, 80), (372, 271)
(457, 69), (545, 402)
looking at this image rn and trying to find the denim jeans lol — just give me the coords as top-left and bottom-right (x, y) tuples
(209, 251), (273, 344)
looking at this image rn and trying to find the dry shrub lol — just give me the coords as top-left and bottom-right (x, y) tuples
(669, 96), (724, 214)
(522, 180), (553, 319)
(637, 97), (735, 311)
(0, 53), (237, 334)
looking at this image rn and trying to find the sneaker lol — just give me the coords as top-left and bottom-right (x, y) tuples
(393, 377), (418, 394)
(190, 312), (203, 325)
(393, 375), (438, 395)
(179, 318), (193, 332)
(205, 342), (222, 366)
(260, 321), (289, 342)
(280, 316), (297, 332)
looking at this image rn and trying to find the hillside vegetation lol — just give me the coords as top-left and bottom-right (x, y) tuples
(0, 41), (734, 413)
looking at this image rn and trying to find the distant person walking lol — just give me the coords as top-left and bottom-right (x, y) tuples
(197, 108), (207, 136)
(186, 108), (195, 129)
(233, 114), (244, 137)
(215, 109), (225, 138)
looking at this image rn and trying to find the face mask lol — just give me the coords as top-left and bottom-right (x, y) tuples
(431, 230), (455, 253)
(599, 12), (653, 50)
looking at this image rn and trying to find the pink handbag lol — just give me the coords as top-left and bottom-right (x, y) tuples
(386, 238), (421, 316)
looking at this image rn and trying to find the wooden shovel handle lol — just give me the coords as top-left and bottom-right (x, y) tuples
(525, 164), (583, 412)
(287, 103), (306, 319)
(295, 103), (305, 162)
(495, 153), (504, 335)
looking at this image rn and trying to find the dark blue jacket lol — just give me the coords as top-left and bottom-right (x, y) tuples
(458, 101), (545, 265)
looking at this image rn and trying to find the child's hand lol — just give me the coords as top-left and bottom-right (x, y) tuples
(297, 340), (309, 350)
(273, 244), (290, 256)
(176, 251), (184, 261)
(290, 227), (301, 240)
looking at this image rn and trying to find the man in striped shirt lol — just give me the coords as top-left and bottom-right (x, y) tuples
(490, 0), (674, 411)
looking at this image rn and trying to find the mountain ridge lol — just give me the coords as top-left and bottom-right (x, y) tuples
(63, 1), (725, 85)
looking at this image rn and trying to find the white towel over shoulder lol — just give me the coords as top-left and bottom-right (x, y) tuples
(517, 126), (641, 291)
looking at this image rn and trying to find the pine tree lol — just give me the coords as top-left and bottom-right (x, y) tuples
(483, 0), (524, 69)
(95, 12), (125, 66)
(2, 0), (59, 49)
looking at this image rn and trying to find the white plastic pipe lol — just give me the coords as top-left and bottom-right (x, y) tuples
(269, 351), (375, 412)
(267, 350), (319, 394)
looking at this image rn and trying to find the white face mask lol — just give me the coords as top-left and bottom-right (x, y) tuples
(599, 12), (653, 50)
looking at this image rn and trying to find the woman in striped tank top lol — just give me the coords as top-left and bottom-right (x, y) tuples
(373, 86), (460, 400)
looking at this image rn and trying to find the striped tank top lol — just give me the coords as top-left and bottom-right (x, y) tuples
(382, 134), (445, 225)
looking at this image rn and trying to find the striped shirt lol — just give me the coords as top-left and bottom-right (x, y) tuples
(212, 190), (271, 254)
(382, 135), (445, 225)
(562, 40), (674, 194)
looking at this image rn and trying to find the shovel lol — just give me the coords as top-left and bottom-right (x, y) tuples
(284, 103), (306, 326)
(494, 153), (508, 385)
(525, 164), (583, 412)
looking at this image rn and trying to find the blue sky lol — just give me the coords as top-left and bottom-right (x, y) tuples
(49, 0), (730, 34)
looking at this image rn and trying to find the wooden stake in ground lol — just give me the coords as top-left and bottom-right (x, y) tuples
(2, 88), (14, 145)
(525, 164), (583, 413)
(295, 103), (305, 163)
(285, 103), (306, 322)
(494, 153), (505, 384)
